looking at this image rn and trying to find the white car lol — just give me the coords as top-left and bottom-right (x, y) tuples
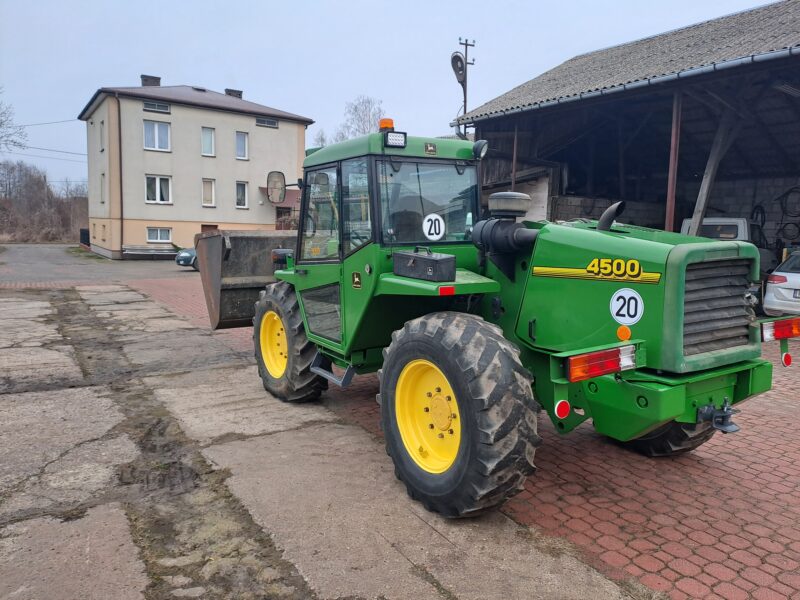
(763, 252), (800, 316)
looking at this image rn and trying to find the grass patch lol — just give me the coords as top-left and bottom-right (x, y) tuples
(66, 246), (108, 260)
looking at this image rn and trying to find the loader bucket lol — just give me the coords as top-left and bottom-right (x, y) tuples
(194, 230), (296, 330)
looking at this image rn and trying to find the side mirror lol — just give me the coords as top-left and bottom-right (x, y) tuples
(266, 171), (286, 204)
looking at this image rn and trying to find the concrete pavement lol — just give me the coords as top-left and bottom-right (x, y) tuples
(0, 251), (635, 600)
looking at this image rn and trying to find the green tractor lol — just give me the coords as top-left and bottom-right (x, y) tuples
(197, 121), (798, 517)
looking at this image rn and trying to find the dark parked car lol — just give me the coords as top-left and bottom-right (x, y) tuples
(175, 248), (198, 271)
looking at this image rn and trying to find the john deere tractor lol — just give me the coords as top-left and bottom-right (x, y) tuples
(196, 121), (797, 517)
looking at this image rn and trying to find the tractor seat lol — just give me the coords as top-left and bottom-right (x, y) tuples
(391, 210), (423, 242)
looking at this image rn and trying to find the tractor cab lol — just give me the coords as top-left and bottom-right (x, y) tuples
(264, 122), (493, 370)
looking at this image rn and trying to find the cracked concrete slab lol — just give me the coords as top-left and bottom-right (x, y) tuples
(148, 365), (337, 445)
(0, 503), (148, 600)
(78, 290), (149, 305)
(0, 344), (83, 392)
(0, 387), (127, 502)
(2, 434), (139, 515)
(0, 319), (61, 349)
(204, 422), (628, 600)
(0, 299), (53, 320)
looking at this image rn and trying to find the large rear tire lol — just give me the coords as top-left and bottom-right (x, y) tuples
(622, 421), (715, 457)
(253, 281), (327, 402)
(378, 312), (540, 517)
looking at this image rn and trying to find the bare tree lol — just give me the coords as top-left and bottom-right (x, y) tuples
(312, 128), (328, 148)
(0, 160), (87, 242)
(0, 89), (27, 151)
(333, 95), (384, 142)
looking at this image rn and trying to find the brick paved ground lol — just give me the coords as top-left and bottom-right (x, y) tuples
(127, 274), (800, 600)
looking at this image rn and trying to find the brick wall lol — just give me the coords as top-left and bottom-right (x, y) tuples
(550, 196), (664, 228)
(678, 177), (800, 246)
(548, 176), (800, 250)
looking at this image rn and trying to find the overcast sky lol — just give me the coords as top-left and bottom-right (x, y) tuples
(0, 0), (772, 185)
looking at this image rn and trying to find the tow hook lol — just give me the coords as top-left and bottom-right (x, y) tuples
(697, 399), (740, 433)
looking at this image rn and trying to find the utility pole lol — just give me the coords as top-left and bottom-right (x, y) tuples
(451, 38), (475, 137)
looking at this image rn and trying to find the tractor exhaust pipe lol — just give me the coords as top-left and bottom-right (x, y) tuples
(596, 201), (626, 231)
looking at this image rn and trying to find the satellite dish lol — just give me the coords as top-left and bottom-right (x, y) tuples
(451, 52), (466, 85)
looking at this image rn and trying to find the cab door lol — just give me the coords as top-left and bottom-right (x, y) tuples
(294, 163), (343, 351)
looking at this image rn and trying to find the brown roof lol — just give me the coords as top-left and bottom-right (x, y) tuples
(78, 85), (313, 124)
(459, 0), (800, 124)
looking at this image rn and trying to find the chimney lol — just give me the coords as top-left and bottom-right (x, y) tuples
(225, 88), (243, 99)
(141, 74), (161, 87)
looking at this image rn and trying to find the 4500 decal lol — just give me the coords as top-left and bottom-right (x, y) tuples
(532, 258), (662, 284)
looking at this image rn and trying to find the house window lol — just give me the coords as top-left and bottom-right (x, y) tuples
(143, 101), (170, 113)
(202, 178), (215, 207)
(145, 175), (172, 203)
(146, 227), (172, 243)
(201, 127), (215, 156)
(101, 224), (106, 241)
(235, 131), (248, 159)
(100, 173), (105, 204)
(236, 181), (248, 208)
(92, 223), (96, 239)
(256, 117), (278, 128)
(144, 120), (170, 151)
(99, 120), (105, 152)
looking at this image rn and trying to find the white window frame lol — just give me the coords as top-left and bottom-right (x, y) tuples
(235, 131), (248, 160)
(143, 101), (170, 113)
(143, 120), (171, 151)
(145, 175), (172, 204)
(235, 181), (248, 209)
(202, 178), (216, 207)
(201, 127), (215, 157)
(100, 173), (105, 204)
(256, 117), (279, 128)
(99, 120), (105, 152)
(146, 227), (172, 243)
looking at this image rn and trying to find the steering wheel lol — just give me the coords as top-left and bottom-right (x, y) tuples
(350, 229), (368, 246)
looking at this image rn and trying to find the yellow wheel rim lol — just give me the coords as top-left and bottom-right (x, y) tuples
(395, 359), (462, 474)
(260, 310), (288, 378)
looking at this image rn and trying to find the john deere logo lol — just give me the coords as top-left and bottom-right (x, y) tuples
(352, 272), (362, 289)
(424, 143), (437, 155)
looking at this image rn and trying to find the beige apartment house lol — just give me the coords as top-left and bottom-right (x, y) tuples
(78, 75), (312, 258)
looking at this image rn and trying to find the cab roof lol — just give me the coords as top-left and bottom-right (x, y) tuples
(303, 132), (476, 168)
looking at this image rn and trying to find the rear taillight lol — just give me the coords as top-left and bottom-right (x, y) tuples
(768, 274), (788, 284)
(567, 345), (636, 383)
(762, 317), (800, 341)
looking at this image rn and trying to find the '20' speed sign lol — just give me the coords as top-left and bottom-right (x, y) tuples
(609, 288), (644, 325)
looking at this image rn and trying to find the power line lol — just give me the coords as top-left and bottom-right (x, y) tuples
(26, 145), (87, 156)
(19, 119), (78, 127)
(0, 151), (87, 164)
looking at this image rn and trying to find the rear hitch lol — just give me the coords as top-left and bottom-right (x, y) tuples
(697, 399), (740, 433)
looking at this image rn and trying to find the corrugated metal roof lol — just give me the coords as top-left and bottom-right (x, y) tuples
(78, 85), (313, 124)
(460, 0), (800, 124)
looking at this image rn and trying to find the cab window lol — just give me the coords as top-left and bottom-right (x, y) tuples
(378, 160), (477, 244)
(342, 158), (371, 254)
(300, 166), (339, 261)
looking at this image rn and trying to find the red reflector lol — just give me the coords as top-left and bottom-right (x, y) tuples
(768, 274), (788, 284)
(438, 286), (456, 296)
(567, 345), (636, 383)
(782, 353), (792, 367)
(554, 400), (571, 419)
(762, 318), (800, 341)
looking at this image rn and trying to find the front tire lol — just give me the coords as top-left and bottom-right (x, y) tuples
(621, 421), (715, 457)
(253, 281), (327, 402)
(379, 312), (540, 517)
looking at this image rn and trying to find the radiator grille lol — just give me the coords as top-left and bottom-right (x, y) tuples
(683, 259), (754, 356)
